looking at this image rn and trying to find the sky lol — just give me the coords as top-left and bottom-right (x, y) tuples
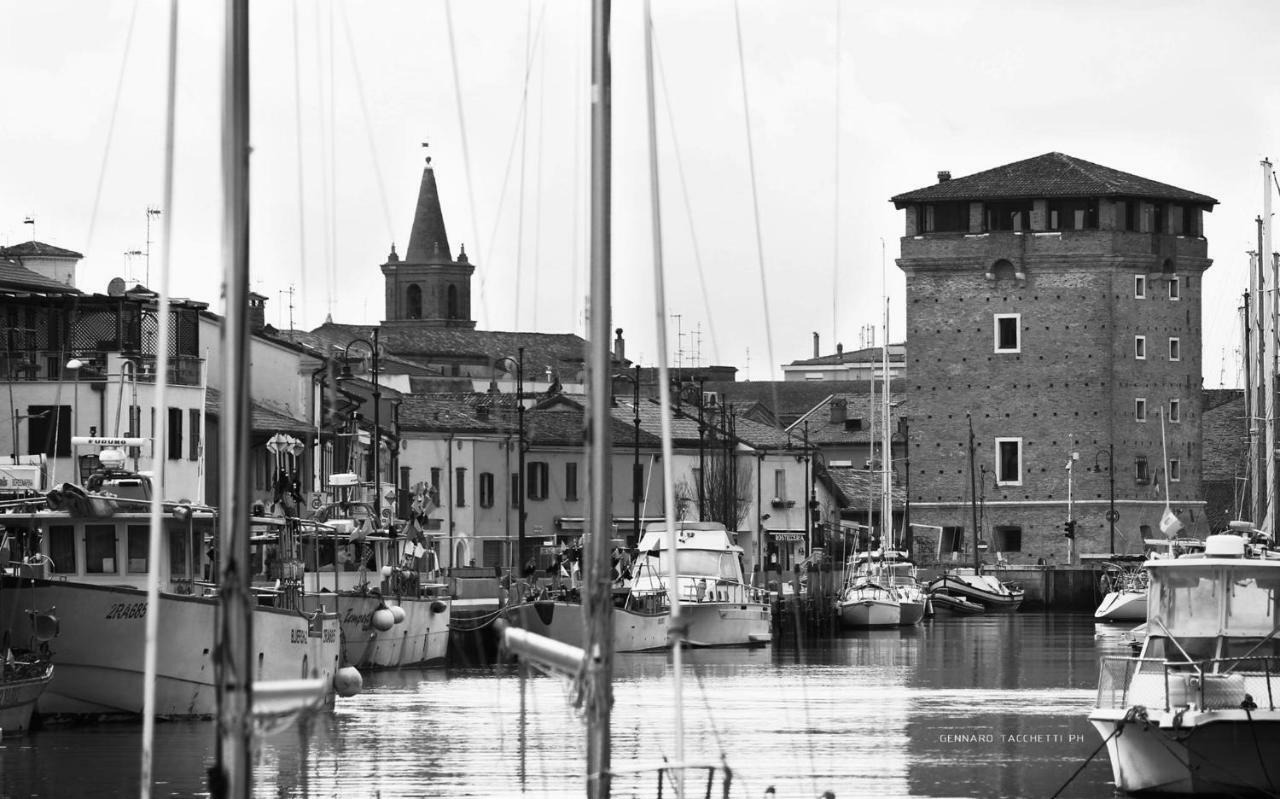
(2, 0), (1279, 385)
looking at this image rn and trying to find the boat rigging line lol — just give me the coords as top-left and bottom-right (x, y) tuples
(291, 0), (310, 328)
(731, 1), (781, 416)
(444, 0), (488, 325)
(85, 0), (140, 253)
(139, 0), (180, 794)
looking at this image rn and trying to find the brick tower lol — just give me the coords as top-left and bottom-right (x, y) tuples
(891, 153), (1217, 565)
(380, 155), (476, 328)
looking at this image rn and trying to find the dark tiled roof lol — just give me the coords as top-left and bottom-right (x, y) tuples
(703, 379), (906, 430)
(0, 258), (79, 293)
(404, 164), (452, 263)
(398, 396), (505, 433)
(791, 392), (908, 446)
(379, 325), (605, 374)
(825, 466), (905, 511)
(614, 398), (799, 451)
(0, 240), (85, 259)
(204, 387), (313, 434)
(890, 152), (1217, 207)
(525, 407), (663, 448)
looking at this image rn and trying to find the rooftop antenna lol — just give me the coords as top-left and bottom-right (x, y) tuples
(671, 313), (683, 371)
(145, 206), (162, 287)
(694, 322), (703, 367)
(124, 249), (143, 284)
(23, 216), (34, 241)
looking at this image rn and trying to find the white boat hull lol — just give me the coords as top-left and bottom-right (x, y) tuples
(682, 601), (772, 647)
(838, 598), (899, 628)
(1, 578), (341, 718)
(1090, 708), (1280, 794)
(304, 593), (451, 669)
(1094, 589), (1147, 622)
(0, 662), (53, 735)
(502, 600), (671, 653)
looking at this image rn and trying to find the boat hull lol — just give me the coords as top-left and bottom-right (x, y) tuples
(1094, 589), (1147, 622)
(502, 600), (671, 653)
(682, 601), (772, 647)
(0, 662), (53, 735)
(303, 593), (451, 669)
(838, 598), (899, 628)
(929, 592), (984, 615)
(0, 577), (341, 718)
(897, 598), (926, 626)
(1090, 709), (1280, 794)
(927, 575), (1023, 611)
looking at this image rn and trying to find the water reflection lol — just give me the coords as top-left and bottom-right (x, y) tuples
(0, 613), (1116, 798)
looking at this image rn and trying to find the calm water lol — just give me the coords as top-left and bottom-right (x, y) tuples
(1, 612), (1124, 798)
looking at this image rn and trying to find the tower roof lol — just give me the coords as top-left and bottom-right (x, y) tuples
(404, 160), (452, 263)
(890, 152), (1217, 207)
(0, 240), (84, 259)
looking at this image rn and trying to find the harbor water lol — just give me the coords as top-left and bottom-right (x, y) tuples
(1, 612), (1121, 798)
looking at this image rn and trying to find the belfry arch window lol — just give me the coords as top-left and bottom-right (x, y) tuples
(447, 284), (459, 319)
(407, 284), (423, 319)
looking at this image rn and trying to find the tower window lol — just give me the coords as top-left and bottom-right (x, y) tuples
(1134, 275), (1146, 299)
(1169, 459), (1181, 482)
(1135, 398), (1147, 422)
(447, 284), (459, 319)
(1169, 398), (1181, 422)
(1134, 336), (1146, 360)
(407, 284), (423, 319)
(994, 314), (1020, 353)
(1169, 337), (1181, 361)
(1169, 276), (1181, 300)
(995, 438), (1022, 486)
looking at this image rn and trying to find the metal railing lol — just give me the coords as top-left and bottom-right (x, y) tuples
(1096, 655), (1280, 711)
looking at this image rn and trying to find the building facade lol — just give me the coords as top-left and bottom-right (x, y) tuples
(892, 153), (1216, 565)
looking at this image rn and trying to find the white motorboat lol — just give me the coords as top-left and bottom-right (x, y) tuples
(299, 480), (451, 670)
(1089, 533), (1280, 794)
(1094, 559), (1149, 622)
(927, 568), (1024, 611)
(0, 468), (344, 719)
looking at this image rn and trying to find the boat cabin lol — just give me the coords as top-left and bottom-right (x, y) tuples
(631, 522), (752, 604)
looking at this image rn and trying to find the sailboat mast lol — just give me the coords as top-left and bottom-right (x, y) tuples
(968, 415), (979, 572)
(1264, 158), (1275, 533)
(584, 0), (613, 796)
(213, 0), (253, 795)
(881, 299), (890, 550)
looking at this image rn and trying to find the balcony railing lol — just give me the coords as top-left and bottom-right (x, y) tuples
(0, 351), (204, 387)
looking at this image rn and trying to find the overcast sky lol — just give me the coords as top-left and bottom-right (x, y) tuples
(2, 1), (1278, 384)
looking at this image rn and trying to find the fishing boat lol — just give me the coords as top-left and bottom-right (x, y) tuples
(1089, 533), (1280, 794)
(1093, 557), (1149, 622)
(298, 474), (451, 669)
(0, 654), (52, 737)
(0, 458), (344, 719)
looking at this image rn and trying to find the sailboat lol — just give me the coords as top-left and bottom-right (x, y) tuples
(838, 302), (926, 628)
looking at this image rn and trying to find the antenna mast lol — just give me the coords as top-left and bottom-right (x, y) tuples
(145, 206), (162, 287)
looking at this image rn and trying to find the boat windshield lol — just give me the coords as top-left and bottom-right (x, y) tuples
(1152, 566), (1280, 637)
(636, 550), (741, 581)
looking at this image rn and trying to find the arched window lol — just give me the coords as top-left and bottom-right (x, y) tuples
(407, 284), (423, 319)
(991, 259), (1017, 281)
(447, 284), (459, 319)
(1160, 258), (1176, 275)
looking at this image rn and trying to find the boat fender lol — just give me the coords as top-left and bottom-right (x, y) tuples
(371, 604), (395, 632)
(31, 612), (59, 642)
(388, 605), (406, 624)
(430, 600), (448, 614)
(333, 666), (363, 698)
(45, 488), (64, 511)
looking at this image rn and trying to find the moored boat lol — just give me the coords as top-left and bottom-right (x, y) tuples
(299, 476), (451, 670)
(1089, 533), (1280, 794)
(927, 568), (1024, 611)
(0, 467), (344, 719)
(928, 591), (984, 615)
(1094, 560), (1149, 622)
(0, 654), (52, 736)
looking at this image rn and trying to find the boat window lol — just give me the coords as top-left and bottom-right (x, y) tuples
(1224, 569), (1280, 636)
(1153, 568), (1220, 636)
(635, 550), (740, 582)
(48, 524), (76, 574)
(85, 524), (118, 573)
(1223, 637), (1280, 662)
(127, 525), (149, 573)
(169, 527), (190, 579)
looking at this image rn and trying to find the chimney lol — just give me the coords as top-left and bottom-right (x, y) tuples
(248, 291), (267, 333)
(937, 170), (951, 182)
(614, 327), (626, 362)
(836, 343), (843, 357)
(813, 331), (820, 358)
(830, 397), (847, 424)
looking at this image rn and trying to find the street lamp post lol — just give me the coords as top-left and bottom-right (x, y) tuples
(1090, 444), (1116, 554)
(341, 329), (382, 529)
(496, 349), (526, 571)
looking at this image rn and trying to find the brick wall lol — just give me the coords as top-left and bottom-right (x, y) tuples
(900, 227), (1211, 564)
